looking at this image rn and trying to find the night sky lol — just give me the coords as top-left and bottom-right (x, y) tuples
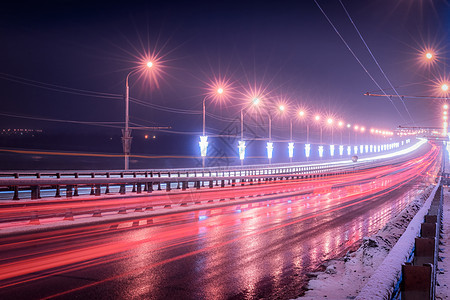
(0, 0), (449, 168)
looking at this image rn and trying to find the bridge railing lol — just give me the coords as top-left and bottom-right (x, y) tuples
(0, 159), (374, 200)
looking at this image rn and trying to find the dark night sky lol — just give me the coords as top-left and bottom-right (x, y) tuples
(0, 0), (449, 156)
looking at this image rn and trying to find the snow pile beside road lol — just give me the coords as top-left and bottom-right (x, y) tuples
(298, 184), (436, 300)
(436, 188), (450, 299)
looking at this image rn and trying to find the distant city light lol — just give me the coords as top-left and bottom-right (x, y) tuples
(444, 104), (448, 110)
(347, 124), (351, 128)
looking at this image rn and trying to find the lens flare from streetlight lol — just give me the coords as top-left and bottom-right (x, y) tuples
(146, 61), (153, 68)
(299, 110), (305, 117)
(204, 75), (234, 105)
(315, 115), (320, 121)
(338, 121), (343, 127)
(444, 104), (448, 110)
(279, 105), (285, 111)
(442, 84), (449, 92)
(347, 124), (351, 128)
(327, 118), (333, 125)
(426, 53), (433, 60)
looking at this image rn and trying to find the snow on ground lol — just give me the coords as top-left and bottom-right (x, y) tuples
(437, 188), (450, 299)
(297, 184), (436, 299)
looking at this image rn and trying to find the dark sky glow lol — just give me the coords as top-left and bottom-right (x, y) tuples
(0, 0), (448, 161)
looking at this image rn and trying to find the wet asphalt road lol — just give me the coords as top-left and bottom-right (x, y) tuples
(0, 146), (440, 299)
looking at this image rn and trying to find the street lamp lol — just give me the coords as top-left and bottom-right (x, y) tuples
(200, 87), (224, 168)
(123, 61), (153, 170)
(315, 115), (322, 144)
(238, 98), (260, 165)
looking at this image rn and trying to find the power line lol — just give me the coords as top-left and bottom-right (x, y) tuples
(338, 0), (415, 124)
(313, 0), (407, 123)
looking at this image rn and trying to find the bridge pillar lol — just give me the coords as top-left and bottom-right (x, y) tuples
(13, 173), (19, 200)
(147, 182), (153, 193)
(166, 182), (171, 192)
(90, 173), (95, 195)
(221, 180), (225, 187)
(105, 173), (110, 194)
(144, 172), (148, 191)
(13, 186), (19, 200)
(31, 185), (41, 199)
(137, 183), (142, 193)
(95, 184), (101, 196)
(66, 185), (73, 198)
(182, 181), (187, 190)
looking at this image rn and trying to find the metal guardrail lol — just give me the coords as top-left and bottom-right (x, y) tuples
(0, 143), (430, 201)
(390, 184), (443, 299)
(0, 163), (361, 200)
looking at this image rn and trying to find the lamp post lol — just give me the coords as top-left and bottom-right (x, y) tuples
(200, 88), (224, 168)
(238, 97), (260, 166)
(338, 121), (343, 144)
(347, 123), (351, 145)
(123, 62), (153, 170)
(327, 118), (333, 144)
(315, 115), (322, 144)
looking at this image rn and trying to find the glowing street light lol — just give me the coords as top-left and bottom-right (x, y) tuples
(123, 61), (154, 170)
(442, 84), (449, 92)
(425, 52), (433, 60)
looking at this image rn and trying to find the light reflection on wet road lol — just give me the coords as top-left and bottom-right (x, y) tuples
(0, 145), (440, 299)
